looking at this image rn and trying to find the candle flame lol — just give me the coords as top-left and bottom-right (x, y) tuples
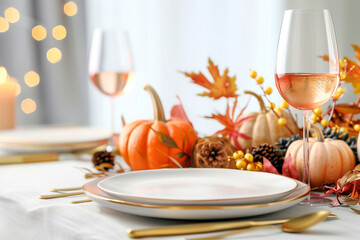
(0, 66), (9, 84)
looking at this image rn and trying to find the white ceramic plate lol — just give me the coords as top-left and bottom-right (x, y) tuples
(84, 176), (309, 220)
(97, 169), (297, 206)
(0, 126), (111, 153)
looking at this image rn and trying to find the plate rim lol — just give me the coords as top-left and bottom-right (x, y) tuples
(85, 172), (310, 210)
(0, 126), (110, 150)
(97, 168), (298, 204)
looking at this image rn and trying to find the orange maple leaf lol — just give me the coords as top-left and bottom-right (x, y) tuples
(206, 98), (253, 150)
(184, 58), (238, 99)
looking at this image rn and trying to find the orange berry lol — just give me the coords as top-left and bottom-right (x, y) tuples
(256, 76), (264, 84)
(249, 70), (257, 79)
(244, 153), (254, 162)
(320, 119), (328, 127)
(354, 124), (360, 132)
(280, 100), (289, 109)
(278, 117), (287, 126)
(236, 159), (247, 170)
(264, 87), (273, 95)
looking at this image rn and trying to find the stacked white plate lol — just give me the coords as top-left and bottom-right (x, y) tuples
(83, 168), (310, 220)
(0, 126), (111, 153)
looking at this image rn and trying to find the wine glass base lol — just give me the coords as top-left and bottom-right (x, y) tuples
(300, 195), (332, 206)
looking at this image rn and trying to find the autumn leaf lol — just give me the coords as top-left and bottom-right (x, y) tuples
(352, 44), (360, 62)
(206, 97), (253, 150)
(334, 104), (360, 115)
(184, 58), (238, 99)
(170, 96), (194, 128)
(150, 127), (179, 148)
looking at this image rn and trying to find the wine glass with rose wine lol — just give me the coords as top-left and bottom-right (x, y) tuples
(275, 9), (339, 205)
(89, 29), (133, 151)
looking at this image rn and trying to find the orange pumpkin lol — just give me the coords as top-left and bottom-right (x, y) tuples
(233, 91), (300, 151)
(286, 124), (356, 187)
(119, 85), (198, 170)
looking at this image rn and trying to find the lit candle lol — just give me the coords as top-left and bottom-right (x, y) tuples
(0, 67), (16, 130)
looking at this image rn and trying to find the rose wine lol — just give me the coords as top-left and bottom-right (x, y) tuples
(275, 73), (339, 110)
(90, 71), (131, 96)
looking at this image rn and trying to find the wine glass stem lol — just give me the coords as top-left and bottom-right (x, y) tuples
(302, 110), (311, 187)
(106, 96), (116, 152)
(111, 96), (115, 135)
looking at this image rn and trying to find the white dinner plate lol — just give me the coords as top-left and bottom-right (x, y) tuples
(0, 126), (111, 153)
(97, 169), (298, 206)
(84, 176), (309, 220)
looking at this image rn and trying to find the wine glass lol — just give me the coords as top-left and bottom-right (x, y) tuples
(275, 9), (339, 205)
(89, 29), (133, 151)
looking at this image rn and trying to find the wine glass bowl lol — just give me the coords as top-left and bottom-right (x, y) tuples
(275, 9), (339, 205)
(89, 29), (133, 149)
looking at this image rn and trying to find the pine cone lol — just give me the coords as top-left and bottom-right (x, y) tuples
(192, 136), (236, 169)
(275, 134), (302, 156)
(251, 144), (284, 174)
(92, 150), (115, 171)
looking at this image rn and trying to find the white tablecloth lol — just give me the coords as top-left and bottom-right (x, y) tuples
(0, 156), (359, 240)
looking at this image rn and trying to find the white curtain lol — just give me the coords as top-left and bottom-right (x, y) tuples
(0, 0), (88, 126)
(86, 0), (360, 135)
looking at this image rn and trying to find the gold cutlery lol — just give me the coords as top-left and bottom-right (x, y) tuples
(127, 212), (337, 238)
(184, 210), (332, 240)
(70, 199), (92, 204)
(39, 191), (84, 199)
(351, 207), (360, 214)
(0, 152), (58, 165)
(50, 187), (82, 192)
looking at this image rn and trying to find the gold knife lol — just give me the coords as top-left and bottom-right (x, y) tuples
(127, 214), (337, 238)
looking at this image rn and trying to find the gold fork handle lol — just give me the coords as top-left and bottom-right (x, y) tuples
(127, 219), (285, 238)
(39, 191), (84, 199)
(184, 225), (278, 240)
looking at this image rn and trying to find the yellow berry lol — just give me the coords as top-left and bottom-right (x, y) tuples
(274, 107), (282, 114)
(339, 59), (346, 69)
(280, 100), (289, 109)
(236, 159), (248, 170)
(313, 108), (322, 115)
(233, 150), (244, 160)
(278, 117), (287, 126)
(332, 92), (341, 100)
(244, 153), (254, 162)
(267, 102), (275, 109)
(320, 119), (329, 127)
(264, 87), (273, 95)
(256, 76), (264, 84)
(256, 161), (263, 169)
(336, 86), (345, 95)
(310, 113), (320, 122)
(311, 132), (316, 138)
(354, 124), (360, 132)
(246, 162), (257, 171)
(340, 71), (346, 80)
(249, 70), (257, 79)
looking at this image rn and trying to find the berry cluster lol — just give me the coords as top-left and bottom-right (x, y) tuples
(249, 69), (290, 127)
(229, 150), (263, 171)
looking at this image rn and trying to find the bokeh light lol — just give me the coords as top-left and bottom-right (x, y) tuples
(64, 1), (77, 16)
(21, 98), (36, 114)
(52, 25), (67, 40)
(32, 25), (47, 41)
(47, 47), (62, 63)
(0, 66), (8, 83)
(14, 80), (21, 96)
(0, 17), (9, 33)
(4, 7), (20, 23)
(24, 71), (40, 87)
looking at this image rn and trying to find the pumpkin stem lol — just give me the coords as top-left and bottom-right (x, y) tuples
(244, 90), (267, 113)
(143, 84), (166, 122)
(310, 123), (325, 142)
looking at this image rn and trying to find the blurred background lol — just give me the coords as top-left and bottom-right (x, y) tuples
(0, 0), (360, 136)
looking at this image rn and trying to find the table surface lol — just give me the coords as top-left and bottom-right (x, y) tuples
(0, 155), (359, 240)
